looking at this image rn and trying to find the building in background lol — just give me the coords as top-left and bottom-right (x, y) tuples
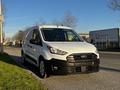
(90, 28), (120, 49)
(79, 33), (90, 42)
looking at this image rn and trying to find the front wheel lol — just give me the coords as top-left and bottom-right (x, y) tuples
(39, 59), (47, 78)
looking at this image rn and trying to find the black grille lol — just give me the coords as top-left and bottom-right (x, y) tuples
(73, 53), (97, 60)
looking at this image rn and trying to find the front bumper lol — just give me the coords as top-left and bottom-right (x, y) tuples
(48, 59), (100, 74)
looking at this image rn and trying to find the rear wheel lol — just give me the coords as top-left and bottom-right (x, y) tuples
(21, 51), (27, 65)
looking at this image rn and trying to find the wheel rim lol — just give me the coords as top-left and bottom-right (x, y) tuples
(39, 61), (45, 76)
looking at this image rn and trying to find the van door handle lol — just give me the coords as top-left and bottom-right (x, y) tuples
(27, 44), (32, 48)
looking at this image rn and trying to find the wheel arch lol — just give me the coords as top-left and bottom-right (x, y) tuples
(38, 55), (45, 66)
(21, 49), (24, 55)
(38, 55), (50, 66)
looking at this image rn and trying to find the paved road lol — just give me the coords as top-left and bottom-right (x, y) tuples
(100, 52), (120, 70)
(4, 47), (120, 90)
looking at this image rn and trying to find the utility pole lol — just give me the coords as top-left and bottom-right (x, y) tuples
(0, 0), (3, 53)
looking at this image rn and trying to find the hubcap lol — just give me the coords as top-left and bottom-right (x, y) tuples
(39, 61), (45, 76)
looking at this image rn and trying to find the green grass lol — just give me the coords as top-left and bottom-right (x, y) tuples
(0, 53), (47, 90)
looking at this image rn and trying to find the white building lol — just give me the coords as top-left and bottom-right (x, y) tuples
(90, 28), (120, 49)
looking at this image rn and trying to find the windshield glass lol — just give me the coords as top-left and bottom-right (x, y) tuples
(41, 28), (83, 42)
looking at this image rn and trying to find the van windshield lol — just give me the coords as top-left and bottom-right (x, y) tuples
(41, 28), (83, 42)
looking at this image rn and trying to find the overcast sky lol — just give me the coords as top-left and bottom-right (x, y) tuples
(3, 0), (120, 37)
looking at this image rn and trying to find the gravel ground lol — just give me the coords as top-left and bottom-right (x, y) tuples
(4, 47), (120, 90)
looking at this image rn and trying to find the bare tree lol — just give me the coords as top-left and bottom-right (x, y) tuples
(52, 19), (62, 26)
(12, 30), (25, 47)
(109, 0), (120, 10)
(51, 12), (77, 28)
(35, 18), (47, 26)
(13, 31), (25, 41)
(61, 12), (77, 28)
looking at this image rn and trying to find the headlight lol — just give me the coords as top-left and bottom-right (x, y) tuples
(48, 46), (68, 55)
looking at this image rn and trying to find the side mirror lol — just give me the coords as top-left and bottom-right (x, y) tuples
(30, 39), (35, 44)
(30, 39), (42, 46)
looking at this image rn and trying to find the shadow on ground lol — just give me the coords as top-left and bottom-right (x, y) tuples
(10, 54), (40, 76)
(1, 53), (120, 78)
(0, 53), (40, 77)
(0, 53), (22, 68)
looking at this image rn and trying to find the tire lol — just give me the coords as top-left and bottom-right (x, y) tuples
(21, 51), (27, 65)
(97, 66), (100, 72)
(94, 65), (100, 72)
(38, 59), (47, 78)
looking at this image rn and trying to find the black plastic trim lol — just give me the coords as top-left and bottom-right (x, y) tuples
(48, 58), (100, 74)
(25, 54), (37, 64)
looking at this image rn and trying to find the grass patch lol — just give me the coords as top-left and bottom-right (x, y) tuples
(0, 53), (47, 90)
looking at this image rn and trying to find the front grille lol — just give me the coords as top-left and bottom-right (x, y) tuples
(72, 53), (97, 61)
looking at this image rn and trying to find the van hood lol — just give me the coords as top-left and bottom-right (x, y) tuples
(45, 42), (97, 54)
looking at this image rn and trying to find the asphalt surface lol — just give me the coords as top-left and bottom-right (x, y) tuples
(4, 47), (120, 90)
(100, 52), (120, 70)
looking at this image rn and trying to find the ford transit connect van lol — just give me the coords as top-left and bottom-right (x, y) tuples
(21, 25), (100, 78)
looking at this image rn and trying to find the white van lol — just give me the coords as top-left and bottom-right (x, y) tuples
(21, 25), (100, 78)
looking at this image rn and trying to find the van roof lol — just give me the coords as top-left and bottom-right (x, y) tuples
(25, 25), (72, 31)
(39, 25), (72, 30)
